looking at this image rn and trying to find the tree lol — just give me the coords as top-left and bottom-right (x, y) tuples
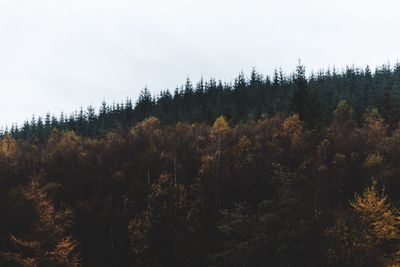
(326, 179), (400, 266)
(290, 62), (308, 119)
(328, 100), (357, 152)
(128, 175), (203, 267)
(1, 178), (80, 267)
(213, 165), (317, 267)
(209, 116), (230, 206)
(135, 87), (155, 120)
(361, 108), (388, 151)
(270, 114), (305, 167)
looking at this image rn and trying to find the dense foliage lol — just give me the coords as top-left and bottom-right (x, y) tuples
(6, 63), (400, 139)
(2, 64), (400, 266)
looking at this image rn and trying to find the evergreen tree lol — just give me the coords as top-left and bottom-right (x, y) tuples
(135, 87), (154, 120)
(290, 62), (308, 120)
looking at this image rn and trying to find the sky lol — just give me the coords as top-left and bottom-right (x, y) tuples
(0, 0), (400, 127)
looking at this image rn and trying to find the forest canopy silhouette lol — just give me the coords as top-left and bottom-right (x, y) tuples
(3, 63), (400, 266)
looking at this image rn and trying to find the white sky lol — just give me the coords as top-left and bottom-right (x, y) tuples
(0, 0), (399, 127)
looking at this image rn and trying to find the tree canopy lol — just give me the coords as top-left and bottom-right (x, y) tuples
(2, 64), (400, 266)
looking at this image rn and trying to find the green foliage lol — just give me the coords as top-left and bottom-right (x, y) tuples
(6, 63), (400, 139)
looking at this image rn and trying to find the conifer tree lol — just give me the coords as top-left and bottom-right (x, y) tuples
(135, 87), (154, 120)
(326, 179), (400, 266)
(290, 62), (308, 120)
(1, 178), (80, 267)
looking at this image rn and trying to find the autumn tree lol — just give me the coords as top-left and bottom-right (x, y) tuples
(269, 114), (305, 168)
(1, 178), (80, 267)
(328, 100), (358, 152)
(326, 179), (400, 266)
(130, 117), (163, 193)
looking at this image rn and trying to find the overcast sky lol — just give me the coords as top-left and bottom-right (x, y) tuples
(0, 0), (399, 127)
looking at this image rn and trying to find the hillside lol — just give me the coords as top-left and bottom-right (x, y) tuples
(7, 63), (400, 139)
(1, 64), (400, 266)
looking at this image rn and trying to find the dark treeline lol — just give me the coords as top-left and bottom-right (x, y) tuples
(2, 64), (400, 266)
(6, 62), (400, 140)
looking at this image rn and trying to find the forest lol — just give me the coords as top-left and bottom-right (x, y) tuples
(2, 63), (400, 266)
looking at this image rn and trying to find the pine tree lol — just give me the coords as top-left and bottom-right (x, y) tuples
(290, 62), (308, 120)
(135, 87), (154, 120)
